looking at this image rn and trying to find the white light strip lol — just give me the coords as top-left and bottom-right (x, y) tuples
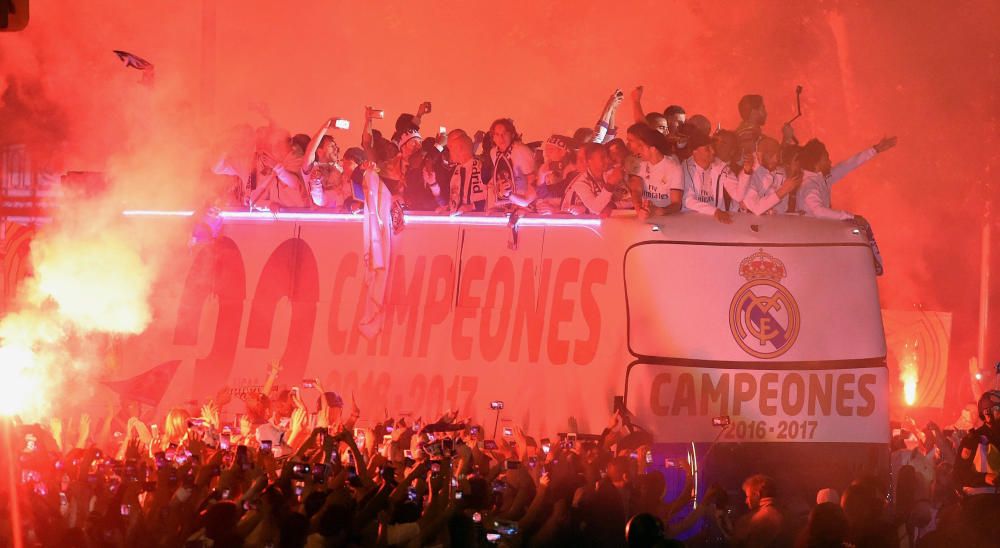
(122, 210), (196, 217)
(122, 210), (601, 228)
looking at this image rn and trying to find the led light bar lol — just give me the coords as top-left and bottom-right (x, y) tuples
(122, 209), (601, 228)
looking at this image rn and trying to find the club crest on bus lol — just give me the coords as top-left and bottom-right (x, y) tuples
(729, 249), (800, 359)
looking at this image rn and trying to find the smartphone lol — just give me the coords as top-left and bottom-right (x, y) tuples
(541, 438), (551, 454)
(502, 427), (513, 438)
(334, 119), (350, 130)
(613, 395), (625, 414)
(407, 486), (419, 502)
(645, 452), (653, 464)
(260, 440), (273, 455)
(483, 440), (498, 451)
(491, 400), (504, 410)
(368, 107), (385, 119)
(566, 433), (577, 449)
(403, 449), (414, 459)
(236, 445), (250, 471)
(312, 463), (329, 484)
(664, 458), (680, 468)
(154, 452), (167, 470)
(712, 416), (731, 427)
(220, 434), (231, 451)
(469, 426), (480, 436)
(439, 126), (447, 135)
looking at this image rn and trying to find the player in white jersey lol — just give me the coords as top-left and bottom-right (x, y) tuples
(681, 131), (745, 224)
(741, 137), (802, 215)
(562, 143), (615, 216)
(625, 123), (683, 220)
(797, 136), (897, 221)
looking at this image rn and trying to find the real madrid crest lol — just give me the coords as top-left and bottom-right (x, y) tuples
(729, 249), (800, 359)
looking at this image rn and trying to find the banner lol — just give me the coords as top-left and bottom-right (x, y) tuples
(626, 363), (890, 443)
(882, 309), (951, 408)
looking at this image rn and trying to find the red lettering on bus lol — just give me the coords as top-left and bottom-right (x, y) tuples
(700, 373), (729, 416)
(574, 259), (608, 365)
(328, 252), (359, 355)
(479, 257), (514, 361)
(509, 258), (552, 362)
(856, 374), (877, 417)
(781, 373), (805, 416)
(384, 255), (426, 357)
(650, 373), (672, 415)
(759, 372), (779, 416)
(173, 237), (246, 399)
(245, 238), (320, 382)
(418, 255), (455, 357)
(672, 373), (696, 416)
(808, 374), (833, 416)
(733, 372), (757, 415)
(451, 255), (486, 361)
(836, 373), (856, 416)
(547, 258), (579, 365)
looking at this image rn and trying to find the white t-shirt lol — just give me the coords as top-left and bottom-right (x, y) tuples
(639, 155), (683, 208)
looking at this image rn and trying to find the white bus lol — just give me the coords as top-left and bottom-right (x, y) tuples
(120, 209), (890, 498)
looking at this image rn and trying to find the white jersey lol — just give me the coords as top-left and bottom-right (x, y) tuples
(742, 165), (788, 215)
(681, 157), (747, 214)
(799, 147), (877, 221)
(562, 169), (613, 214)
(638, 155), (683, 208)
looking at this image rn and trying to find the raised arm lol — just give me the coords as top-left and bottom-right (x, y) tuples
(630, 86), (647, 125)
(304, 119), (333, 170)
(592, 89), (624, 144)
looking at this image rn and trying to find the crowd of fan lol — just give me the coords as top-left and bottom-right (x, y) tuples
(6, 360), (999, 547)
(210, 88), (897, 227)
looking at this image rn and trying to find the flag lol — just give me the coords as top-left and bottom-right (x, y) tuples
(112, 50), (155, 85)
(358, 169), (393, 339)
(101, 359), (181, 407)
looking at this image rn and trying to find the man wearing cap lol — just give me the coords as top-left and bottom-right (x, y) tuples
(535, 134), (578, 213)
(396, 129), (447, 211)
(681, 131), (741, 223)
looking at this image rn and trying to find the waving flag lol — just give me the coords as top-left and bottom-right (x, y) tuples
(101, 359), (180, 406)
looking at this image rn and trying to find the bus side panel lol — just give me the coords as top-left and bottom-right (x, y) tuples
(121, 218), (630, 435)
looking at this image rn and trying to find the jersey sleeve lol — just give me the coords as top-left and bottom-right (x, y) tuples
(829, 147), (877, 185)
